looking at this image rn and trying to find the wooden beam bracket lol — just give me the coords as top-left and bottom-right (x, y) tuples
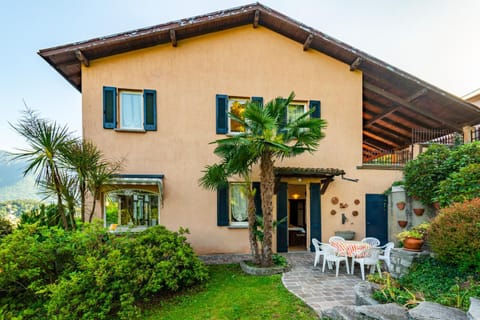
(303, 34), (314, 51)
(169, 29), (177, 47)
(350, 57), (362, 71)
(253, 10), (260, 28)
(74, 50), (89, 67)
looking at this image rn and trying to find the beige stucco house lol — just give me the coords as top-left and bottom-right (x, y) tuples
(39, 3), (480, 254)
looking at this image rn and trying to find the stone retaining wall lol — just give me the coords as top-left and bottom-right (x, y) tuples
(389, 248), (430, 278)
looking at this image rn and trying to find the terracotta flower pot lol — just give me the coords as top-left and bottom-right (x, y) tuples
(396, 202), (406, 210)
(398, 220), (408, 228)
(403, 237), (424, 251)
(413, 208), (424, 216)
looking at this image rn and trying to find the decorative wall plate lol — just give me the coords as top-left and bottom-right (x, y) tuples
(354, 199), (360, 205)
(330, 209), (337, 215)
(331, 197), (339, 205)
(339, 202), (348, 209)
(352, 210), (359, 216)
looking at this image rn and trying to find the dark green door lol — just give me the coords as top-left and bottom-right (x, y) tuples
(276, 182), (288, 252)
(365, 194), (388, 245)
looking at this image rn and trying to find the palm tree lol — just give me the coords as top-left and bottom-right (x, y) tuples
(202, 92), (326, 266)
(11, 109), (74, 230)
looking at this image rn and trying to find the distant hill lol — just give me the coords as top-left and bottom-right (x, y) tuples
(0, 151), (42, 201)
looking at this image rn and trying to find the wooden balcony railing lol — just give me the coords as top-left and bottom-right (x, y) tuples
(363, 148), (412, 167)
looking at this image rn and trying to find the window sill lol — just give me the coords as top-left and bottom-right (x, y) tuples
(114, 128), (146, 133)
(228, 224), (248, 229)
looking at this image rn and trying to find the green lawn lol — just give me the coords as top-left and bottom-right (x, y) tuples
(143, 264), (318, 320)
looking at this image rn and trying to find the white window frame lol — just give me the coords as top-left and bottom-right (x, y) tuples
(229, 182), (249, 226)
(228, 97), (249, 134)
(119, 90), (144, 130)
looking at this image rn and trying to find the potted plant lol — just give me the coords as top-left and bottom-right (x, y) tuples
(396, 222), (430, 252)
(396, 201), (406, 210)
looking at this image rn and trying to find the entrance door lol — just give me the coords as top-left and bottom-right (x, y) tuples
(365, 194), (388, 245)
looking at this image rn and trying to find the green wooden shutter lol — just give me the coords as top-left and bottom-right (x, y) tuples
(217, 185), (229, 226)
(310, 183), (321, 252)
(276, 182), (288, 252)
(144, 89), (157, 131)
(309, 100), (321, 119)
(216, 94), (228, 134)
(103, 86), (116, 129)
(251, 96), (263, 108)
(253, 182), (262, 217)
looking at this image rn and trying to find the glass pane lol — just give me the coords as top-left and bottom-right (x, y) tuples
(229, 98), (248, 133)
(120, 92), (143, 129)
(288, 103), (305, 122)
(106, 190), (159, 227)
(230, 184), (248, 223)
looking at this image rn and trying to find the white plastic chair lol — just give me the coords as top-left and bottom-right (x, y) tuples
(311, 238), (332, 269)
(328, 236), (345, 243)
(360, 237), (381, 247)
(321, 243), (350, 277)
(351, 247), (382, 280)
(378, 242), (394, 271)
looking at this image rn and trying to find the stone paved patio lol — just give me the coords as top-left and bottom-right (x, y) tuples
(282, 251), (365, 317)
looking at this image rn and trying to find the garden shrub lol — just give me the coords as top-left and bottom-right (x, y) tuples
(428, 198), (480, 273)
(440, 141), (480, 174)
(403, 144), (450, 205)
(0, 216), (13, 237)
(0, 224), (208, 319)
(436, 164), (480, 207)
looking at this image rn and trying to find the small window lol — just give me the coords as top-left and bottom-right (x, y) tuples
(230, 183), (248, 225)
(287, 102), (307, 123)
(119, 90), (143, 129)
(229, 97), (249, 133)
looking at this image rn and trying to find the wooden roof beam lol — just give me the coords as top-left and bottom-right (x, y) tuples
(303, 34), (314, 51)
(350, 57), (362, 71)
(406, 88), (428, 102)
(253, 10), (260, 28)
(74, 50), (89, 67)
(363, 130), (400, 148)
(364, 83), (462, 130)
(169, 29), (177, 47)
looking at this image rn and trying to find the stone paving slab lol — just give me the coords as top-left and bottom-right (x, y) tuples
(282, 251), (365, 317)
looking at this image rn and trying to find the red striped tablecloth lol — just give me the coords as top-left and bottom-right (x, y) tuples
(330, 240), (371, 257)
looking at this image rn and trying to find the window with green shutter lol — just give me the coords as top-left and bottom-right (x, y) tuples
(102, 86), (157, 131)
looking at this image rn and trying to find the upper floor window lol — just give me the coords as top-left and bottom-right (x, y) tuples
(229, 97), (249, 133)
(103, 86), (157, 131)
(287, 102), (307, 122)
(216, 94), (263, 134)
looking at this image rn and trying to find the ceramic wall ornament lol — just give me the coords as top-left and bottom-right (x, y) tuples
(339, 202), (348, 209)
(331, 197), (339, 205)
(413, 208), (424, 216)
(330, 209), (337, 215)
(396, 202), (406, 210)
(352, 210), (359, 217)
(354, 199), (360, 205)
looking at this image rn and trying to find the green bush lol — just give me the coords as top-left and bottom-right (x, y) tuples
(0, 224), (208, 319)
(399, 256), (480, 311)
(0, 216), (13, 237)
(403, 144), (450, 205)
(436, 164), (480, 207)
(428, 198), (480, 272)
(19, 204), (63, 228)
(440, 141), (480, 174)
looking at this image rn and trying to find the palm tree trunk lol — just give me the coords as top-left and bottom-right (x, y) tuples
(247, 184), (260, 265)
(51, 166), (68, 230)
(260, 151), (275, 267)
(80, 182), (86, 222)
(88, 193), (98, 223)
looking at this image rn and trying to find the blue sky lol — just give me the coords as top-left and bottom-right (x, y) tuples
(1, 0), (480, 152)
